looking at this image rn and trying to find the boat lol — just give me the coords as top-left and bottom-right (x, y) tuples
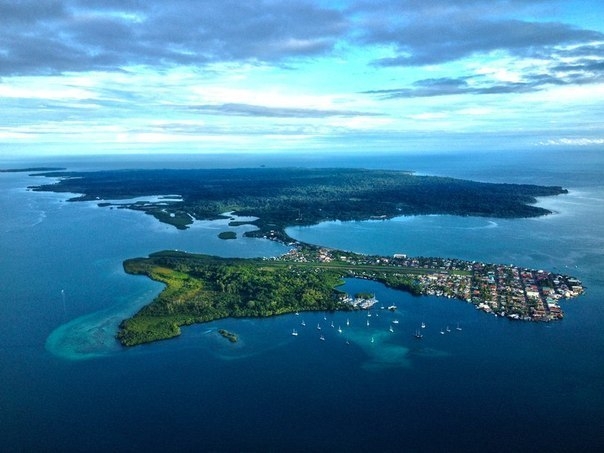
(330, 321), (334, 328)
(367, 312), (372, 317)
(392, 319), (399, 324)
(301, 320), (306, 326)
(320, 334), (325, 341)
(346, 318), (350, 326)
(456, 323), (462, 331)
(389, 325), (394, 333)
(421, 322), (426, 329)
(366, 319), (370, 327)
(371, 336), (374, 343)
(337, 326), (342, 334)
(414, 329), (423, 339)
(446, 326), (451, 333)
(317, 323), (321, 330)
(440, 328), (445, 335)
(387, 305), (397, 311)
(346, 339), (350, 345)
(291, 329), (298, 336)
(295, 311), (299, 316)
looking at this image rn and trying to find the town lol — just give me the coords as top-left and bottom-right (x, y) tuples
(278, 245), (584, 322)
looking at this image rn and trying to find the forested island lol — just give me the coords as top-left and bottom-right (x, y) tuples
(30, 167), (567, 241)
(117, 246), (583, 346)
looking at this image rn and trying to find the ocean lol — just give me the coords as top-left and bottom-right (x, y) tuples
(1, 148), (603, 452)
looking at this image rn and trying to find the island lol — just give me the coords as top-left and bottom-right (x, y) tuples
(218, 329), (238, 343)
(29, 167), (568, 241)
(24, 166), (583, 346)
(218, 231), (237, 240)
(1, 167), (66, 173)
(117, 245), (583, 346)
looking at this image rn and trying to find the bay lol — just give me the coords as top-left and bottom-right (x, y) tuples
(1, 149), (603, 452)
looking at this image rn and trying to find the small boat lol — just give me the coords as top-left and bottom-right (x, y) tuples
(456, 323), (462, 331)
(346, 339), (350, 345)
(330, 321), (334, 328)
(291, 329), (298, 336)
(414, 330), (423, 339)
(366, 319), (370, 327)
(295, 311), (299, 316)
(446, 326), (451, 333)
(320, 334), (325, 341)
(367, 312), (372, 317)
(389, 325), (394, 333)
(440, 328), (445, 335)
(317, 323), (321, 330)
(323, 315), (327, 321)
(392, 319), (399, 324)
(301, 320), (306, 326)
(421, 322), (426, 329)
(346, 318), (350, 326)
(370, 336), (374, 343)
(388, 305), (397, 311)
(337, 326), (342, 334)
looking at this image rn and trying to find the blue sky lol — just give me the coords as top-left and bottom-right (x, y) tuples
(1, 0), (603, 156)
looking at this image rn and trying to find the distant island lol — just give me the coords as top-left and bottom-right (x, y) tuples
(29, 167), (568, 242)
(117, 246), (583, 346)
(1, 167), (66, 173)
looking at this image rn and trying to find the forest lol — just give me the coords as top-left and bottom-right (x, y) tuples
(30, 167), (568, 237)
(117, 251), (350, 346)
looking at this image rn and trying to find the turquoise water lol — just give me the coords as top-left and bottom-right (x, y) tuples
(1, 149), (603, 452)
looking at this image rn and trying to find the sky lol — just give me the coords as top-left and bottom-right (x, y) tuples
(1, 0), (603, 157)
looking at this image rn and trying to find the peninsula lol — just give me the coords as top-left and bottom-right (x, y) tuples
(118, 245), (583, 346)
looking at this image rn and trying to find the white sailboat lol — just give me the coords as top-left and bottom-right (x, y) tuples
(389, 325), (394, 333)
(301, 320), (306, 326)
(346, 318), (350, 326)
(456, 323), (462, 331)
(337, 326), (342, 334)
(291, 329), (298, 336)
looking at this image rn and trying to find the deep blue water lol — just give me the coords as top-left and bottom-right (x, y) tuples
(1, 149), (603, 452)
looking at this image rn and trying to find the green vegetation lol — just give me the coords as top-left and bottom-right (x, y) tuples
(30, 167), (568, 238)
(218, 231), (237, 240)
(117, 243), (584, 346)
(118, 250), (351, 346)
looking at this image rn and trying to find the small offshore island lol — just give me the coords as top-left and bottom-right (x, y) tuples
(21, 167), (584, 346)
